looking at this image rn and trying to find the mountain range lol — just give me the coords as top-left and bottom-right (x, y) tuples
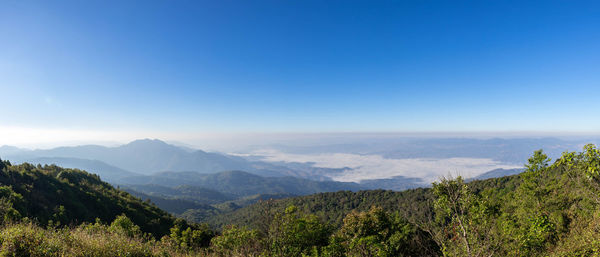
(1, 139), (255, 176)
(0, 138), (530, 221)
(1, 139), (344, 182)
(0, 138), (529, 186)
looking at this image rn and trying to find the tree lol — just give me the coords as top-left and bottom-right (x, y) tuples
(110, 214), (142, 237)
(327, 206), (425, 257)
(169, 219), (215, 250)
(268, 205), (332, 256)
(504, 149), (561, 256)
(525, 149), (551, 173)
(211, 225), (263, 257)
(556, 144), (600, 199)
(430, 177), (499, 257)
(0, 186), (23, 223)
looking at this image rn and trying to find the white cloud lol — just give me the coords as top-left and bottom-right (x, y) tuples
(238, 149), (522, 183)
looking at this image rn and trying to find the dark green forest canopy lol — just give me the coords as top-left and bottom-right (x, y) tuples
(0, 160), (177, 237)
(205, 175), (520, 229)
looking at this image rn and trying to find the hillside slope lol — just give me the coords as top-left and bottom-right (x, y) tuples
(0, 159), (176, 237)
(1, 139), (311, 177)
(18, 157), (139, 183)
(205, 174), (521, 229)
(118, 170), (363, 197)
(2, 139), (253, 175)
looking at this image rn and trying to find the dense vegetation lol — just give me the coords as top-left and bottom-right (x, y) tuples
(1, 144), (600, 256)
(203, 174), (520, 229)
(120, 170), (363, 222)
(120, 170), (362, 197)
(0, 161), (177, 237)
(0, 161), (212, 239)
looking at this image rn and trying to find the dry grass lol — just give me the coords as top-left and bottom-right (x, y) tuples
(0, 222), (212, 257)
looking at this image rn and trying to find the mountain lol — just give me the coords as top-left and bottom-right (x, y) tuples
(358, 175), (427, 191)
(0, 138), (561, 193)
(3, 139), (254, 175)
(0, 139), (320, 178)
(123, 184), (296, 221)
(180, 193), (296, 224)
(204, 174), (521, 229)
(119, 176), (337, 223)
(0, 145), (26, 156)
(17, 157), (139, 183)
(117, 170), (363, 197)
(123, 189), (213, 214)
(196, 145), (600, 256)
(468, 168), (524, 181)
(3, 145), (600, 256)
(122, 184), (235, 205)
(0, 159), (177, 237)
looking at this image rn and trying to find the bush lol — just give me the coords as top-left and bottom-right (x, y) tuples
(110, 214), (143, 238)
(211, 225), (263, 256)
(0, 222), (62, 257)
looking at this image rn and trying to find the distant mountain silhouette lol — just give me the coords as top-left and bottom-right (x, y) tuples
(0, 145), (25, 156)
(468, 168), (524, 181)
(0, 138), (546, 191)
(1, 139), (273, 176)
(19, 157), (139, 183)
(359, 176), (426, 191)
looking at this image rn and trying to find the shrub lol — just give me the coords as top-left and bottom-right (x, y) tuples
(211, 225), (263, 256)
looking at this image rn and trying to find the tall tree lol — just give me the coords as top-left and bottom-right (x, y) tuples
(429, 177), (499, 257)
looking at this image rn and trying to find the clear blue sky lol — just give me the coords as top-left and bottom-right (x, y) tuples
(1, 0), (599, 140)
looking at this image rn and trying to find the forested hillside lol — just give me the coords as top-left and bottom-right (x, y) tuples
(1, 145), (600, 256)
(0, 160), (217, 238)
(203, 144), (600, 256)
(119, 170), (363, 196)
(119, 170), (364, 221)
(15, 157), (141, 183)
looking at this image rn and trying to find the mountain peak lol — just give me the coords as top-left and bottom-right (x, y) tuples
(122, 139), (170, 148)
(127, 138), (166, 144)
(0, 145), (26, 156)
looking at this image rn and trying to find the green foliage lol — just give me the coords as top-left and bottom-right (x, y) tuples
(207, 188), (435, 229)
(327, 207), (429, 257)
(520, 149), (553, 207)
(0, 162), (177, 237)
(268, 205), (332, 256)
(556, 144), (600, 195)
(0, 222), (62, 257)
(124, 170), (361, 199)
(110, 214), (143, 238)
(522, 215), (556, 253)
(431, 177), (499, 257)
(4, 145), (600, 256)
(210, 225), (262, 257)
(0, 186), (23, 223)
(525, 149), (551, 173)
(169, 219), (215, 250)
(203, 144), (600, 256)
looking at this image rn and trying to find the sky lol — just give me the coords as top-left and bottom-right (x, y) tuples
(1, 0), (599, 147)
